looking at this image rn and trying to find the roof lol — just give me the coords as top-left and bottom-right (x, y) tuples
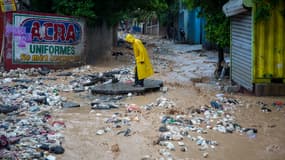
(223, 0), (251, 17)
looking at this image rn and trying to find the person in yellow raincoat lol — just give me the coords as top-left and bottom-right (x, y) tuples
(125, 34), (154, 87)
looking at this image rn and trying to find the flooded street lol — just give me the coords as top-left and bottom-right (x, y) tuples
(1, 0), (284, 159)
(53, 36), (285, 160)
(1, 36), (285, 160)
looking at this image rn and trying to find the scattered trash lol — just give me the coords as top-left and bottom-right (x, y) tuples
(210, 101), (223, 110)
(46, 155), (57, 160)
(126, 104), (141, 112)
(156, 97), (176, 108)
(62, 101), (80, 108)
(91, 96), (122, 110)
(56, 72), (72, 76)
(117, 128), (131, 136)
(159, 149), (173, 159)
(161, 86), (168, 93)
(177, 141), (185, 146)
(243, 128), (257, 139)
(29, 106), (40, 112)
(159, 126), (169, 132)
(0, 56), (275, 160)
(261, 107), (272, 112)
(38, 67), (50, 76)
(111, 144), (120, 152)
(96, 129), (105, 135)
(92, 103), (119, 110)
(149, 95), (258, 159)
(266, 144), (280, 153)
(180, 146), (187, 152)
(52, 121), (66, 130)
(73, 86), (85, 93)
(166, 142), (175, 151)
(50, 145), (65, 154)
(141, 155), (154, 160)
(0, 104), (19, 114)
(203, 152), (209, 158)
(272, 101), (284, 111)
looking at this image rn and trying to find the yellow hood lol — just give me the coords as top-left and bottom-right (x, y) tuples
(125, 34), (135, 44)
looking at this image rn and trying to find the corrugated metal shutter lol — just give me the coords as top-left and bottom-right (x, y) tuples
(231, 11), (253, 90)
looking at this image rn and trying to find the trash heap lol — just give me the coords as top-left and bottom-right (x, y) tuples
(144, 96), (176, 110)
(149, 95), (259, 159)
(257, 101), (284, 112)
(95, 111), (136, 137)
(0, 67), (135, 160)
(0, 114), (65, 159)
(0, 69), (69, 159)
(68, 68), (133, 92)
(91, 96), (124, 110)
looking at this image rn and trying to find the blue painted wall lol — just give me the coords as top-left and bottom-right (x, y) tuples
(179, 7), (206, 44)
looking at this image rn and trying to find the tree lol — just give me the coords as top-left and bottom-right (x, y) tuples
(159, 0), (179, 27)
(29, 0), (170, 45)
(51, 0), (96, 25)
(29, 0), (54, 13)
(183, 0), (230, 76)
(49, 0), (168, 26)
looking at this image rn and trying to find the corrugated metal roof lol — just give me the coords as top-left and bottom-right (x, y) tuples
(223, 0), (248, 17)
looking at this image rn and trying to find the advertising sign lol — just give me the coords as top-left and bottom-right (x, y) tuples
(4, 12), (85, 69)
(0, 0), (16, 12)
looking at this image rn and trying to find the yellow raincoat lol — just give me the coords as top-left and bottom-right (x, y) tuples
(125, 34), (154, 80)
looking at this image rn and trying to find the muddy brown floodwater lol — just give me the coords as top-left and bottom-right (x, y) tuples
(53, 37), (285, 160)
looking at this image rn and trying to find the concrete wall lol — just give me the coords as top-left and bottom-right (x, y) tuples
(85, 23), (113, 65)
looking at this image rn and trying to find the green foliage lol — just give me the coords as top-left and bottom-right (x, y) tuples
(158, 0), (179, 26)
(124, 0), (170, 25)
(90, 0), (169, 26)
(52, 0), (96, 24)
(204, 13), (230, 48)
(254, 0), (284, 22)
(30, 0), (54, 12)
(29, 0), (169, 26)
(183, 0), (230, 48)
(254, 0), (272, 22)
(182, 0), (195, 9)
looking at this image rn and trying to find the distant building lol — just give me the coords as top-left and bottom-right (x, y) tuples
(178, 0), (205, 44)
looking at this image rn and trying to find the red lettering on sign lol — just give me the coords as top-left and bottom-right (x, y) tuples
(31, 21), (41, 40)
(54, 23), (65, 41)
(25, 20), (80, 43)
(66, 24), (75, 42)
(43, 22), (53, 40)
